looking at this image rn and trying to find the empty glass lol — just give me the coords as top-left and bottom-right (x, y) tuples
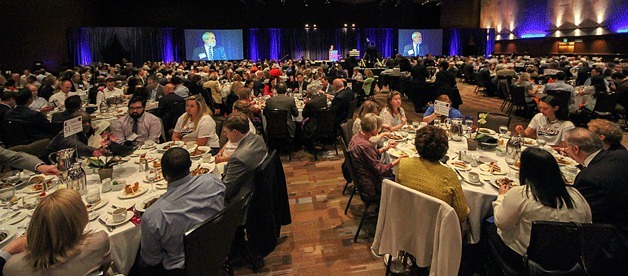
(433, 118), (441, 127)
(0, 186), (16, 217)
(499, 125), (508, 135)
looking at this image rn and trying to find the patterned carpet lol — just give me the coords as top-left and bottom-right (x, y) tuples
(234, 80), (627, 275)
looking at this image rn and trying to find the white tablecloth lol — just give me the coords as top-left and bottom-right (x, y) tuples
(4, 146), (225, 274)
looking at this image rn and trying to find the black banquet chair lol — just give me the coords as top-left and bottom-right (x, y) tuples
(477, 112), (511, 132)
(311, 108), (339, 160)
(183, 190), (252, 276)
(263, 109), (293, 161)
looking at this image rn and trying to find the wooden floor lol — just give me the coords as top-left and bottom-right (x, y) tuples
(234, 81), (628, 275)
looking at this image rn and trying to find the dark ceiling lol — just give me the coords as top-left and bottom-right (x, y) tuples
(79, 0), (442, 29)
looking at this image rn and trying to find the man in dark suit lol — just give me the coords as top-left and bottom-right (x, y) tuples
(402, 31), (429, 57)
(291, 73), (309, 94)
(191, 32), (227, 61)
(564, 127), (628, 274)
(564, 128), (628, 228)
(330, 78), (354, 127)
(146, 75), (165, 101)
(221, 113), (268, 200)
(411, 60), (429, 112)
(0, 90), (16, 122)
(158, 84), (184, 134)
(4, 88), (57, 145)
(264, 82), (299, 137)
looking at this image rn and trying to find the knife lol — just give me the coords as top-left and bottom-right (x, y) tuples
(454, 169), (465, 181)
(98, 217), (115, 232)
(0, 211), (22, 224)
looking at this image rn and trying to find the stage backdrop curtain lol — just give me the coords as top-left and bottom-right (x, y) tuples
(443, 28), (495, 58)
(67, 27), (181, 66)
(246, 28), (395, 61)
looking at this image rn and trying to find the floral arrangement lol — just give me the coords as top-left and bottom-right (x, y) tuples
(87, 132), (124, 169)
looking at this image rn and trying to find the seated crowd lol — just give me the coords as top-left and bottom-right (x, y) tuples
(0, 54), (626, 274)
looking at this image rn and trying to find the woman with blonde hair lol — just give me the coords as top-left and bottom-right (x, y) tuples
(4, 189), (111, 275)
(172, 94), (220, 153)
(362, 69), (376, 96)
(353, 100), (380, 134)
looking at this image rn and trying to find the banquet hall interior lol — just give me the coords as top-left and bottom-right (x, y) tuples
(0, 0), (627, 275)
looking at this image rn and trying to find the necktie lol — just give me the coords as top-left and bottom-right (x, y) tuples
(576, 164), (585, 170)
(132, 118), (139, 134)
(415, 44), (419, 56)
(209, 46), (214, 60)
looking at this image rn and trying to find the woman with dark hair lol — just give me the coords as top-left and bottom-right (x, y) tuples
(263, 77), (278, 96)
(580, 75), (610, 112)
(396, 125), (469, 222)
(379, 91), (407, 131)
(491, 147), (591, 257)
(515, 95), (575, 147)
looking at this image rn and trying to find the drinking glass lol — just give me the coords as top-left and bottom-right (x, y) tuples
(537, 138), (547, 148)
(499, 125), (508, 135)
(433, 118), (441, 127)
(464, 118), (473, 134)
(0, 186), (16, 217)
(85, 187), (101, 219)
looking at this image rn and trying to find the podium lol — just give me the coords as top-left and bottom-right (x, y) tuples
(329, 50), (339, 62)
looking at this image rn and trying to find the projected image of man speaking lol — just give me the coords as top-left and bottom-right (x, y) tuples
(403, 31), (429, 57)
(192, 32), (227, 61)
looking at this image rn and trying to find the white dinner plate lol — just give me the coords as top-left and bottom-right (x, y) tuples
(118, 185), (148, 199)
(134, 195), (162, 213)
(156, 141), (184, 152)
(478, 163), (507, 175)
(84, 197), (109, 212)
(489, 175), (520, 189)
(0, 225), (17, 249)
(522, 138), (538, 147)
(155, 181), (168, 190)
(100, 211), (134, 227)
(447, 160), (471, 171)
(477, 128), (497, 135)
(387, 148), (405, 158)
(190, 163), (217, 176)
(0, 211), (27, 226)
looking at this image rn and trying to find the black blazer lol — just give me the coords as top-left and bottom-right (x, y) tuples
(574, 150), (628, 229)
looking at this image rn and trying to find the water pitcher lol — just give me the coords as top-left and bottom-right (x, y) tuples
(67, 162), (87, 195)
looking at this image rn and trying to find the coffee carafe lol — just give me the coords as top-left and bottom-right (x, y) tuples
(66, 162), (87, 195)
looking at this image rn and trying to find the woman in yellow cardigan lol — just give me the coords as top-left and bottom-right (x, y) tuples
(396, 125), (469, 222)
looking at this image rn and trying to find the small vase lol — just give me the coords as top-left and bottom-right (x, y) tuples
(98, 167), (113, 181)
(467, 138), (478, 151)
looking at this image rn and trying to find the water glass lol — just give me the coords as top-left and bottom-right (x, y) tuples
(85, 187), (101, 216)
(499, 125), (508, 135)
(433, 118), (441, 127)
(0, 186), (16, 217)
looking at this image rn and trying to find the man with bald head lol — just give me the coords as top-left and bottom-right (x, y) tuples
(329, 78), (354, 127)
(49, 80), (78, 108)
(159, 83), (185, 133)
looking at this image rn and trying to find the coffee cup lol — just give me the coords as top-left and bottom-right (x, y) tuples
(186, 141), (197, 149)
(202, 153), (214, 163)
(111, 208), (127, 223)
(145, 140), (155, 148)
(467, 171), (480, 183)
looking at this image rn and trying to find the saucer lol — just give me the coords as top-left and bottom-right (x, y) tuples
(100, 211), (134, 226)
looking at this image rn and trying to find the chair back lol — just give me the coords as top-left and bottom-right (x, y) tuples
(163, 100), (186, 133)
(339, 119), (353, 147)
(156, 117), (167, 143)
(1, 120), (30, 147)
(345, 100), (357, 122)
(184, 191), (250, 276)
(526, 221), (618, 273)
(473, 72), (484, 88)
(147, 107), (163, 118)
(477, 112), (511, 132)
(593, 92), (618, 115)
(313, 108), (337, 140)
(511, 86), (528, 105)
(263, 109), (290, 140)
(372, 179), (462, 276)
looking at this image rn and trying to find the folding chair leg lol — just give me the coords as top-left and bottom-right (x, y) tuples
(344, 186), (357, 215)
(385, 254), (393, 276)
(354, 211), (368, 242)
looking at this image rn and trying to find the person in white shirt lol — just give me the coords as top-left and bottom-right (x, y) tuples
(515, 95), (575, 148)
(26, 84), (52, 112)
(492, 148), (591, 256)
(49, 80), (78, 108)
(96, 78), (124, 105)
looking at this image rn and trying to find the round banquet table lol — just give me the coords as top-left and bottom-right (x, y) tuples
(381, 129), (578, 244)
(0, 144), (224, 275)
